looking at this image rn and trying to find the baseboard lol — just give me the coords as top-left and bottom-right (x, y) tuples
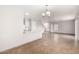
(52, 32), (75, 36)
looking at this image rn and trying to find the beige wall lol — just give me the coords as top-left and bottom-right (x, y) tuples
(58, 20), (75, 34)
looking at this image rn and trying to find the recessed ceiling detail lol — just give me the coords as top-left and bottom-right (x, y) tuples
(24, 5), (78, 22)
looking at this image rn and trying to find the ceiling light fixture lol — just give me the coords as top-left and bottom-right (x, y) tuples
(42, 5), (51, 17)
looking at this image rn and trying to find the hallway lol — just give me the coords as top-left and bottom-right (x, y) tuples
(1, 32), (79, 54)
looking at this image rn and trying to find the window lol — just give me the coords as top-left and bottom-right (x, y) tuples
(54, 24), (59, 32)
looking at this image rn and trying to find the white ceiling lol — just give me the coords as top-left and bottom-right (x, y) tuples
(24, 5), (78, 22)
(0, 5), (78, 22)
